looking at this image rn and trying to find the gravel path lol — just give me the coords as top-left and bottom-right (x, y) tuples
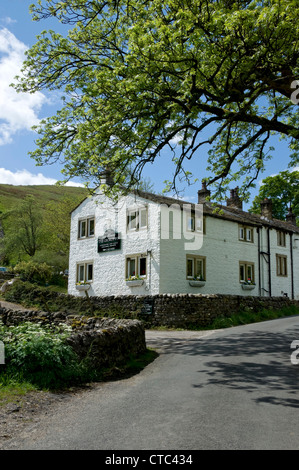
(0, 300), (39, 311)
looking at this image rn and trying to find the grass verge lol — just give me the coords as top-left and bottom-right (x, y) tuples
(0, 380), (37, 406)
(203, 305), (299, 330)
(0, 348), (158, 406)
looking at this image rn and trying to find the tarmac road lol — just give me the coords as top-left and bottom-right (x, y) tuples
(3, 315), (299, 450)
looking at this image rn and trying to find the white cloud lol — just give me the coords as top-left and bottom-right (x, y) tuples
(0, 28), (46, 145)
(0, 168), (84, 187)
(258, 166), (299, 186)
(0, 17), (17, 26)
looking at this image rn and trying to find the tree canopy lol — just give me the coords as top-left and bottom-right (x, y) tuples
(249, 170), (299, 223)
(1, 196), (44, 259)
(14, 0), (299, 199)
(0, 188), (85, 268)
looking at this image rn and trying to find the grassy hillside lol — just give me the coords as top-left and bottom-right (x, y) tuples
(0, 184), (89, 269)
(0, 184), (88, 213)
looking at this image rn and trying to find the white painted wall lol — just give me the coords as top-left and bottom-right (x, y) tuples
(68, 191), (299, 299)
(293, 237), (299, 300)
(160, 214), (259, 296)
(265, 226), (298, 299)
(68, 191), (161, 297)
(160, 214), (299, 298)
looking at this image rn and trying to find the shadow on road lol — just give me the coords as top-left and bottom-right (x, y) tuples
(146, 321), (299, 409)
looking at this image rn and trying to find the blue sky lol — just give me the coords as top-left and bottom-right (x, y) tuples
(0, 1), (296, 208)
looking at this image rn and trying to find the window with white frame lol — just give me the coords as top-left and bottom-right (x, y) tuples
(77, 262), (93, 283)
(126, 254), (147, 279)
(239, 225), (253, 243)
(239, 261), (255, 283)
(186, 255), (206, 280)
(127, 206), (148, 231)
(239, 225), (254, 243)
(78, 217), (95, 239)
(187, 214), (206, 233)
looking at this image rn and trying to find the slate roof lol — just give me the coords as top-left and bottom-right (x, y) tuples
(134, 189), (299, 234)
(71, 186), (299, 234)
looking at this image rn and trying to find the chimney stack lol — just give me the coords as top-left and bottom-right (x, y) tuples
(100, 168), (114, 187)
(260, 198), (273, 219)
(226, 187), (242, 209)
(286, 206), (297, 226)
(197, 181), (211, 203)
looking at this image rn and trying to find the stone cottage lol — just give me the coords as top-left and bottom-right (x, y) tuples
(68, 180), (299, 299)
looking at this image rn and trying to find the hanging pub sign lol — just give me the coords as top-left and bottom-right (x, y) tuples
(98, 229), (121, 252)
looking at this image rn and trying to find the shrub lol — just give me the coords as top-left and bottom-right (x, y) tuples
(2, 279), (49, 309)
(2, 279), (90, 314)
(13, 261), (54, 285)
(49, 272), (68, 288)
(0, 321), (88, 389)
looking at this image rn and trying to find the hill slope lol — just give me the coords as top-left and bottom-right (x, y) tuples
(0, 184), (89, 268)
(0, 184), (88, 213)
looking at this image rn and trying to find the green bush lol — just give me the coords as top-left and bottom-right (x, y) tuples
(13, 261), (54, 285)
(2, 279), (50, 309)
(2, 279), (91, 314)
(49, 272), (68, 288)
(0, 321), (89, 389)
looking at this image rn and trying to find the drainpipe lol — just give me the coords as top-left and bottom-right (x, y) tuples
(290, 233), (294, 300)
(144, 249), (152, 292)
(267, 228), (272, 297)
(257, 228), (261, 297)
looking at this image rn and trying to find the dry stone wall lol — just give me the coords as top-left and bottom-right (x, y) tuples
(150, 293), (299, 328)
(2, 280), (299, 330)
(0, 305), (146, 370)
(81, 293), (299, 329)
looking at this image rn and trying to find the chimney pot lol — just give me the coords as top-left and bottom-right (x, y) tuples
(198, 180), (211, 203)
(286, 206), (297, 226)
(227, 187), (242, 209)
(260, 198), (273, 219)
(100, 168), (114, 187)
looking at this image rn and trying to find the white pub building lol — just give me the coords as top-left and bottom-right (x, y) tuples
(68, 179), (299, 299)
